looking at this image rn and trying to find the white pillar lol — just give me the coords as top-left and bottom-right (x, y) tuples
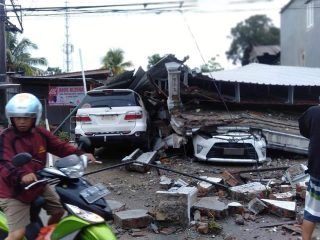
(165, 62), (182, 111)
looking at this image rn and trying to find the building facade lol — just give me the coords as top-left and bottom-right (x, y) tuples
(281, 0), (320, 67)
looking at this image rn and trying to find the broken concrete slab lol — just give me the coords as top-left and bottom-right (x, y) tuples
(192, 197), (228, 220)
(197, 176), (222, 197)
(114, 209), (153, 229)
(154, 186), (198, 226)
(261, 199), (296, 219)
(247, 198), (267, 215)
(284, 164), (309, 187)
(269, 191), (295, 201)
(173, 178), (188, 188)
(229, 182), (268, 201)
(122, 149), (158, 173)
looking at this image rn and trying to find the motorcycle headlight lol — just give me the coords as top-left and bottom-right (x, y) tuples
(60, 160), (85, 178)
(65, 204), (104, 223)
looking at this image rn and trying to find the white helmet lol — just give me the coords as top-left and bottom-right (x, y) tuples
(5, 93), (43, 126)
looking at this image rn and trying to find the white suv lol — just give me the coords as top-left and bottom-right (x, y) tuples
(192, 128), (267, 163)
(74, 88), (150, 152)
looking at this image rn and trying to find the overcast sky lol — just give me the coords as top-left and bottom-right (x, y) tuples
(8, 0), (290, 72)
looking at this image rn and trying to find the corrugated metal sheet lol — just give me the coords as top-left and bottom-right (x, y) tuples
(204, 63), (320, 86)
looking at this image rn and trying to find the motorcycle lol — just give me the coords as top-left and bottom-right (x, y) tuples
(0, 148), (117, 240)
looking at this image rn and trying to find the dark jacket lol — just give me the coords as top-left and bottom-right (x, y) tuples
(299, 105), (320, 178)
(0, 126), (84, 199)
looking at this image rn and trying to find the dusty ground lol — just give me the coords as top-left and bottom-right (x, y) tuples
(85, 146), (311, 240)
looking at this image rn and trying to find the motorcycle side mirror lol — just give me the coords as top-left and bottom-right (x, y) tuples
(78, 136), (91, 150)
(12, 152), (32, 167)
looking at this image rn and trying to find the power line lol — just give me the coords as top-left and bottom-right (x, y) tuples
(6, 1), (197, 12)
(12, 7), (195, 17)
(5, 1), (196, 17)
(6, 4), (317, 18)
(181, 12), (233, 119)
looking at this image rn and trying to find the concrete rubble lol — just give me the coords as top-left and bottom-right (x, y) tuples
(108, 151), (310, 238)
(121, 148), (158, 173)
(98, 55), (313, 238)
(113, 209), (153, 229)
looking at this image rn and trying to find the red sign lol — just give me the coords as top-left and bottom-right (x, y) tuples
(48, 86), (85, 106)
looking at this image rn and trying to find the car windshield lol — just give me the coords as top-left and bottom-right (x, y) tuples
(80, 91), (139, 108)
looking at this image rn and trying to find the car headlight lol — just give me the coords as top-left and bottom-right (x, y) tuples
(196, 144), (204, 154)
(60, 160), (85, 178)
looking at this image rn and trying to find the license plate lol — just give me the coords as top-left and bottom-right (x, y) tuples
(80, 183), (110, 204)
(101, 115), (117, 120)
(223, 148), (244, 155)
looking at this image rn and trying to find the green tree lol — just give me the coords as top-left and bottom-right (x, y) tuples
(6, 32), (48, 76)
(200, 57), (223, 73)
(45, 67), (62, 75)
(226, 14), (280, 66)
(147, 53), (163, 69)
(101, 48), (133, 75)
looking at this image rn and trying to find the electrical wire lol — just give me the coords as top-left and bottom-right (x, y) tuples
(180, 11), (233, 121)
(5, 1), (319, 17)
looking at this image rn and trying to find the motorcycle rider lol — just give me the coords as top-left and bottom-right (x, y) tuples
(0, 93), (96, 240)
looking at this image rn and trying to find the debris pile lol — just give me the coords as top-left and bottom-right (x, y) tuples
(106, 151), (309, 238)
(95, 55), (311, 238)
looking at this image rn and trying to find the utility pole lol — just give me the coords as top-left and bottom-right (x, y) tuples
(63, 0), (73, 72)
(0, 0), (6, 125)
(0, 0), (6, 83)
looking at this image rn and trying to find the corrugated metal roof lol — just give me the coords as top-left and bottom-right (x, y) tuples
(204, 63), (320, 86)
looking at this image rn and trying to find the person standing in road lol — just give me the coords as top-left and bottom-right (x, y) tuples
(299, 105), (320, 240)
(0, 93), (96, 240)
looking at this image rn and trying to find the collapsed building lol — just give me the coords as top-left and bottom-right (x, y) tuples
(102, 55), (320, 159)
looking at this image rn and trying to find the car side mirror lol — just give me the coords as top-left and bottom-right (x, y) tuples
(12, 152), (32, 167)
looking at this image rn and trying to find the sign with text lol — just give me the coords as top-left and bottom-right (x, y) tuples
(48, 86), (85, 106)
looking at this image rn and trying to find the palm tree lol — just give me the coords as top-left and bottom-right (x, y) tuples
(101, 48), (132, 75)
(6, 32), (48, 76)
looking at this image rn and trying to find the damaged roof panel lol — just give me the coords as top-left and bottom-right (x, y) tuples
(204, 63), (320, 86)
(249, 45), (280, 60)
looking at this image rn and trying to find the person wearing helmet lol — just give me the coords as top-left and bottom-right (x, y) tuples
(0, 93), (97, 240)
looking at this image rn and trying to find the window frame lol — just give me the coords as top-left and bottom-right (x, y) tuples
(306, 0), (314, 30)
